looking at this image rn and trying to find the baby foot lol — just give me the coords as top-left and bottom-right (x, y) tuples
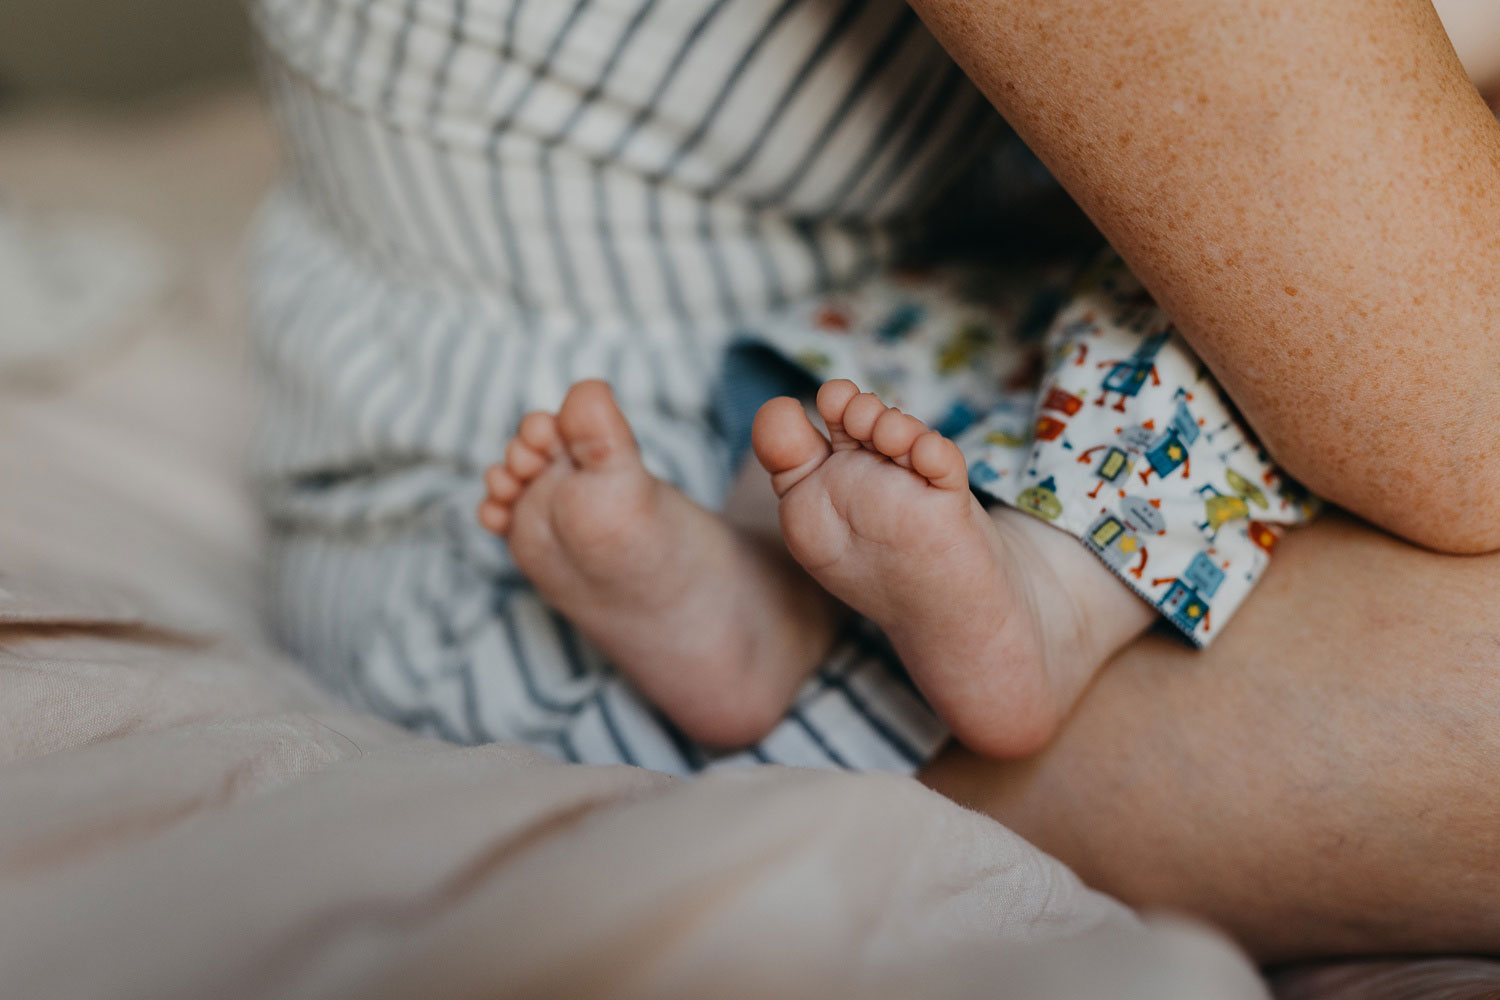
(479, 380), (837, 747)
(752, 380), (1152, 758)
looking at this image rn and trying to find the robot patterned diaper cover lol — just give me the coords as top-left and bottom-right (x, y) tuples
(751, 252), (1319, 647)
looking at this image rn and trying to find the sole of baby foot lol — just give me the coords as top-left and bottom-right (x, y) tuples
(479, 379), (838, 748)
(752, 379), (1153, 758)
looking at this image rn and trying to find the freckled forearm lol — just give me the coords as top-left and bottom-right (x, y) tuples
(908, 0), (1500, 545)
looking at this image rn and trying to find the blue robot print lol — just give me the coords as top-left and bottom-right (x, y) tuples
(876, 302), (924, 344)
(1139, 397), (1200, 485)
(933, 399), (983, 439)
(1156, 551), (1225, 637)
(1167, 394), (1201, 445)
(1096, 330), (1169, 411)
(1142, 432), (1189, 483)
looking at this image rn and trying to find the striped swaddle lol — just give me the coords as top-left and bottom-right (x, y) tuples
(248, 0), (1003, 772)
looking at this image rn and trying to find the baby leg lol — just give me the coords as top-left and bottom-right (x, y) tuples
(753, 383), (1153, 759)
(479, 380), (842, 748)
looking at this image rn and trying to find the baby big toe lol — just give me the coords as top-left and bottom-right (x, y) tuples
(752, 396), (831, 496)
(557, 379), (637, 470)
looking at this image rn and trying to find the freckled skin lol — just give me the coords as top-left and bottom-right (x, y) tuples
(902, 0), (1500, 964)
(908, 0), (1500, 552)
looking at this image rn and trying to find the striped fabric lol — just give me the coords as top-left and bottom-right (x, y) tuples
(247, 0), (1005, 773)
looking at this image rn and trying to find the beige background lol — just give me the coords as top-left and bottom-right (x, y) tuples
(0, 0), (251, 102)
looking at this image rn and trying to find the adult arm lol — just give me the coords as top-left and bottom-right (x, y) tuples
(910, 0), (1500, 552)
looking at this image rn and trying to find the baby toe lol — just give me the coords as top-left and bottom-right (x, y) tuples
(871, 408), (925, 464)
(814, 379), (860, 426)
(477, 498), (513, 535)
(556, 379), (638, 470)
(505, 437), (550, 480)
(517, 411), (560, 455)
(485, 464), (523, 502)
(841, 392), (887, 443)
(910, 431), (969, 491)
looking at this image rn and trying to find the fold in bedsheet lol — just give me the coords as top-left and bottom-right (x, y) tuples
(0, 627), (1268, 1000)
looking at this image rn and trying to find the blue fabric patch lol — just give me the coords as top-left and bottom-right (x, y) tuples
(713, 342), (818, 470)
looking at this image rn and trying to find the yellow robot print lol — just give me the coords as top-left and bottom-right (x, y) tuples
(793, 348), (832, 376)
(935, 321), (996, 375)
(1197, 468), (1269, 538)
(1016, 475), (1063, 522)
